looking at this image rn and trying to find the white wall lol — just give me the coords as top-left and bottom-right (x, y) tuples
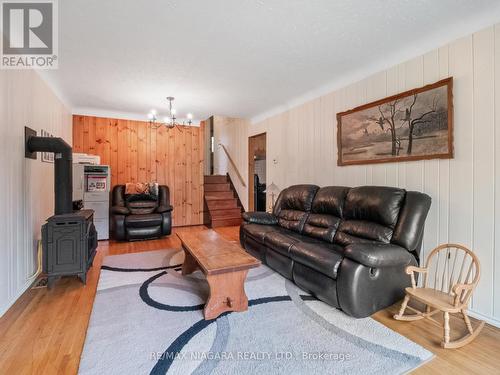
(219, 24), (500, 326)
(212, 115), (249, 208)
(0, 69), (72, 317)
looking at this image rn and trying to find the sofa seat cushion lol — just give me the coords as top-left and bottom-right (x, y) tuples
(125, 213), (162, 228)
(242, 223), (278, 244)
(264, 229), (304, 256)
(290, 240), (344, 279)
(334, 231), (383, 247)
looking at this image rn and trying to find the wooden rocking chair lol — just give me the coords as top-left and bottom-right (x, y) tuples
(394, 243), (484, 348)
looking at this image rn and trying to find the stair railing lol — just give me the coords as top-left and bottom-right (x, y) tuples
(218, 143), (246, 188)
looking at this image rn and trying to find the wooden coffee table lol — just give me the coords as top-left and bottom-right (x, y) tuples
(177, 229), (261, 320)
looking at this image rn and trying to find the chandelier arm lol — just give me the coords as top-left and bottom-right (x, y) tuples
(148, 96), (191, 130)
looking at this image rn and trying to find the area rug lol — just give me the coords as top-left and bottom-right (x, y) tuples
(79, 249), (433, 375)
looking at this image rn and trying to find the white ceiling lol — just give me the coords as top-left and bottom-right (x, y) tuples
(44, 0), (500, 123)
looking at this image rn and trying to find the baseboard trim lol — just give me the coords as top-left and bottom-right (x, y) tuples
(468, 309), (500, 328)
(0, 273), (39, 318)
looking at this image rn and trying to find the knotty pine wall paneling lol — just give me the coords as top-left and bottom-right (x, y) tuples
(73, 115), (204, 226)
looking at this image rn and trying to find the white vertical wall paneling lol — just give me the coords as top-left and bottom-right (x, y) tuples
(0, 70), (71, 317)
(438, 46), (451, 247)
(343, 82), (358, 185)
(386, 66), (400, 187)
(228, 24), (500, 325)
(472, 27), (495, 316)
(397, 63), (408, 189)
(404, 56), (425, 193)
(448, 35), (474, 269)
(324, 92), (336, 186)
(0, 70), (6, 308)
(311, 99), (320, 185)
(495, 24), (500, 319)
(334, 88), (348, 184)
(422, 50), (441, 263)
(301, 101), (314, 183)
(367, 72), (387, 187)
(275, 113), (286, 190)
(288, 107), (299, 185)
(353, 81), (368, 187)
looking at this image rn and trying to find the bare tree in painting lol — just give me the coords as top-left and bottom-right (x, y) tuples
(403, 94), (438, 154)
(376, 99), (402, 156)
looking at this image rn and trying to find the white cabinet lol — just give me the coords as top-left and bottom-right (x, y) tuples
(72, 164), (85, 201)
(73, 164), (110, 240)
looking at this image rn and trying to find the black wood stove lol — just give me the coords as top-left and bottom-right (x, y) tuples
(42, 210), (97, 287)
(26, 129), (98, 288)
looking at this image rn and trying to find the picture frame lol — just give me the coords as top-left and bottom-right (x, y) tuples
(40, 129), (54, 163)
(337, 77), (453, 166)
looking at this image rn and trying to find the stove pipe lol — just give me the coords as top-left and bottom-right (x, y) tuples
(27, 136), (73, 215)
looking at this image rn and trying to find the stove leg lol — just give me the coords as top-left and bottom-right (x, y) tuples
(47, 277), (55, 289)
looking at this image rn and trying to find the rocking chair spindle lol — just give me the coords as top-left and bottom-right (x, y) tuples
(393, 243), (485, 348)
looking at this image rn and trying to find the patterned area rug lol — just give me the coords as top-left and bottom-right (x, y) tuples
(79, 249), (433, 375)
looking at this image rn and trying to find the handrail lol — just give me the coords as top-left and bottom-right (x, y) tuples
(218, 143), (246, 187)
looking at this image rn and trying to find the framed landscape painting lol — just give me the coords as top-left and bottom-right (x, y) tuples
(337, 77), (453, 166)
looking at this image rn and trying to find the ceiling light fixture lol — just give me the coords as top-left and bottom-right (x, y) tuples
(148, 97), (193, 130)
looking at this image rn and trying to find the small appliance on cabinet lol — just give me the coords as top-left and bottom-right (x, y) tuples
(73, 164), (111, 240)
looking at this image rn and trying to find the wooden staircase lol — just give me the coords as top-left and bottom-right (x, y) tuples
(204, 175), (243, 227)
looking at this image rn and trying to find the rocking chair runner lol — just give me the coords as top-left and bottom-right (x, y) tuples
(394, 243), (484, 348)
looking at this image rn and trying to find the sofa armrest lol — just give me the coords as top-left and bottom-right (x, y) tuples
(242, 212), (278, 225)
(157, 204), (173, 213)
(343, 243), (412, 268)
(111, 206), (130, 215)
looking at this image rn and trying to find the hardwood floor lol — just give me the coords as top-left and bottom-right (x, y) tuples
(1, 225), (499, 374)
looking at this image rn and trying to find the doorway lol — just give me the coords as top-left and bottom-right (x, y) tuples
(248, 133), (266, 212)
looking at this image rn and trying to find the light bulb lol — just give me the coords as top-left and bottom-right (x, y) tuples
(151, 109), (157, 116)
(187, 113), (193, 120)
(171, 108), (177, 115)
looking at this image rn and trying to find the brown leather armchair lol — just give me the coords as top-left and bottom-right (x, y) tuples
(110, 185), (173, 241)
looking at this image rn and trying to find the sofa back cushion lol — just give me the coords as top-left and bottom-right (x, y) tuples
(303, 186), (349, 242)
(274, 184), (319, 233)
(335, 186), (405, 246)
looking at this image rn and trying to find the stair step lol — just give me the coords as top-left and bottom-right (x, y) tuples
(204, 183), (230, 192)
(204, 175), (227, 184)
(210, 208), (242, 219)
(211, 217), (243, 228)
(206, 199), (238, 210)
(205, 191), (234, 200)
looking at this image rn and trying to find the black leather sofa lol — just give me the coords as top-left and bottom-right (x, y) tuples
(110, 185), (173, 241)
(240, 185), (431, 318)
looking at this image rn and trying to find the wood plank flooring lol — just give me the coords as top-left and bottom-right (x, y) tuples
(0, 225), (499, 374)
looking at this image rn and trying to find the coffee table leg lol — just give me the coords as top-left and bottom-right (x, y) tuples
(204, 270), (249, 320)
(182, 249), (199, 275)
